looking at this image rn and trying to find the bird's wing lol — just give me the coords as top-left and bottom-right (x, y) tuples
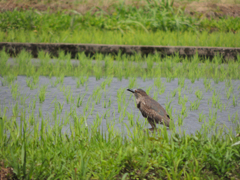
(138, 97), (170, 127)
(143, 97), (169, 118)
(139, 98), (165, 118)
(140, 102), (170, 126)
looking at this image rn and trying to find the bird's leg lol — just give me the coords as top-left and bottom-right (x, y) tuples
(147, 118), (157, 132)
(148, 127), (155, 132)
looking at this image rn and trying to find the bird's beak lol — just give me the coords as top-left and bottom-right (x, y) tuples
(127, 88), (135, 93)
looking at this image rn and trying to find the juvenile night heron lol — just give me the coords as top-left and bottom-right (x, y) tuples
(127, 88), (170, 131)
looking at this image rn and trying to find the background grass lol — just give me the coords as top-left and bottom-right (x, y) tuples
(0, 1), (239, 33)
(1, 29), (239, 47)
(0, 7), (197, 32)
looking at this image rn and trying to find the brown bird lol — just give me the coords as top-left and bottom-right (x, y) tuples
(127, 88), (170, 131)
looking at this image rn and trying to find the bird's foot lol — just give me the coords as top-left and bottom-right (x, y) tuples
(144, 128), (158, 133)
(149, 128), (155, 132)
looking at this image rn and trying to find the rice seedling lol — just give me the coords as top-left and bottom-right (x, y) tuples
(128, 77), (137, 89)
(65, 89), (73, 104)
(232, 95), (237, 107)
(95, 93), (102, 105)
(58, 73), (65, 84)
(108, 98), (112, 108)
(30, 96), (37, 110)
(171, 88), (177, 98)
(154, 78), (162, 89)
(38, 106), (43, 118)
(38, 85), (47, 103)
(77, 76), (89, 88)
(181, 104), (188, 118)
(100, 79), (109, 91)
(117, 88), (125, 113)
(233, 111), (239, 124)
(1, 74), (17, 86)
(226, 86), (233, 99)
(26, 76), (39, 90)
(203, 78), (212, 91)
(10, 82), (19, 100)
(2, 26), (240, 47)
(92, 86), (101, 99)
(210, 90), (223, 110)
(146, 86), (153, 95)
(102, 100), (108, 109)
(12, 102), (19, 117)
(195, 89), (203, 100)
(83, 98), (90, 114)
(198, 111), (206, 122)
(190, 99), (200, 111)
(165, 97), (173, 117)
(77, 94), (86, 108)
(208, 109), (218, 126)
(178, 77), (185, 88)
(153, 91), (158, 101)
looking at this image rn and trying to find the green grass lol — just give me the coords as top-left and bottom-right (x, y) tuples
(0, 4), (196, 32)
(0, 115), (239, 179)
(1, 29), (240, 47)
(0, 2), (240, 33)
(0, 50), (240, 179)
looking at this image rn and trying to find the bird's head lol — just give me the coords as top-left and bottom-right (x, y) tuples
(127, 88), (148, 99)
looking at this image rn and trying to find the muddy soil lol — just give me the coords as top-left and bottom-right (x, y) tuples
(0, 161), (16, 180)
(177, 2), (240, 17)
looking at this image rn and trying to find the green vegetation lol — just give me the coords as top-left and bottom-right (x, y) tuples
(0, 50), (240, 179)
(1, 29), (240, 47)
(1, 50), (240, 80)
(0, 5), (195, 32)
(1, 0), (239, 49)
(0, 1), (240, 33)
(0, 0), (240, 179)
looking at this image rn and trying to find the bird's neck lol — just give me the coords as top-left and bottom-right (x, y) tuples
(136, 98), (141, 108)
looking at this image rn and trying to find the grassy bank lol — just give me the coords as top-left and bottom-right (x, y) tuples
(1, 0), (239, 49)
(0, 3), (239, 33)
(0, 4), (196, 32)
(0, 50), (240, 179)
(1, 29), (240, 47)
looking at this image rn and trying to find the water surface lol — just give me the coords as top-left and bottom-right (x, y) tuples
(0, 75), (239, 135)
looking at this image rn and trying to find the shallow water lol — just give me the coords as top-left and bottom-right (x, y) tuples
(0, 75), (239, 135)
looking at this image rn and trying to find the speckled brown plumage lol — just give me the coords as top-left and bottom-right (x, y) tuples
(127, 88), (170, 131)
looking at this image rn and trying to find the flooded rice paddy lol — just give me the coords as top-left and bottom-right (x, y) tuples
(0, 75), (239, 135)
(1, 54), (240, 179)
